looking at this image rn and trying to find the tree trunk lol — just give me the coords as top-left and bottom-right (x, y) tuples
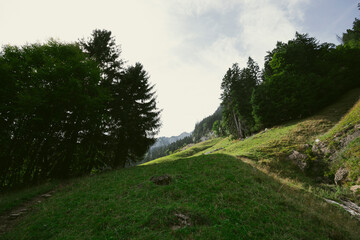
(233, 111), (243, 139)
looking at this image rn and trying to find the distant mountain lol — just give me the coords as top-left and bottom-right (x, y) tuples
(151, 132), (191, 149)
(193, 106), (222, 142)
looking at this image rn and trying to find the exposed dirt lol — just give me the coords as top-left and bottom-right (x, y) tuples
(0, 185), (65, 236)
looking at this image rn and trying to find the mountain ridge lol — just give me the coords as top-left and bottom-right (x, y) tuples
(151, 132), (191, 149)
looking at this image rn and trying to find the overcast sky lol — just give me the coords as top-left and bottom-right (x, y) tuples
(1, 0), (359, 137)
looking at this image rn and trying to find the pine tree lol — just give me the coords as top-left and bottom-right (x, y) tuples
(113, 63), (161, 167)
(80, 30), (161, 168)
(220, 58), (259, 139)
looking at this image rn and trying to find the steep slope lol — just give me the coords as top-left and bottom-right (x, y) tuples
(312, 96), (360, 187)
(2, 90), (360, 239)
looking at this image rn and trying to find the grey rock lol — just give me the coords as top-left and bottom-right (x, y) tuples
(8, 213), (23, 220)
(324, 198), (360, 220)
(174, 213), (191, 226)
(204, 147), (224, 155)
(340, 130), (360, 148)
(312, 141), (332, 156)
(303, 143), (311, 149)
(41, 193), (52, 198)
(171, 213), (192, 230)
(334, 167), (349, 185)
(150, 174), (172, 185)
(289, 150), (308, 171)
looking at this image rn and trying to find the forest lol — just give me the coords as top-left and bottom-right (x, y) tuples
(219, 30), (360, 139)
(1, 5), (360, 190)
(0, 30), (161, 189)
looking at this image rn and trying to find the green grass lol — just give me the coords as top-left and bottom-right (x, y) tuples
(2, 154), (360, 239)
(0, 181), (57, 215)
(2, 89), (360, 239)
(320, 94), (360, 142)
(143, 138), (223, 165)
(316, 94), (360, 186)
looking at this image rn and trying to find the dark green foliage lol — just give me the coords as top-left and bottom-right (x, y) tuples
(0, 41), (105, 187)
(220, 58), (259, 138)
(251, 32), (360, 129)
(0, 30), (161, 189)
(192, 106), (222, 142)
(340, 4), (360, 48)
(111, 63), (161, 167)
(79, 29), (124, 87)
(212, 120), (226, 137)
(80, 29), (161, 168)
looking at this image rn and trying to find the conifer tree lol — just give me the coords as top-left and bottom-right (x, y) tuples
(220, 58), (259, 139)
(80, 29), (161, 168)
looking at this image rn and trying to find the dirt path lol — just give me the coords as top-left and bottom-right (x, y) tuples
(0, 187), (60, 236)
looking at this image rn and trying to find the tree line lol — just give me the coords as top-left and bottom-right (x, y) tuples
(143, 7), (360, 163)
(0, 30), (161, 189)
(219, 10), (360, 139)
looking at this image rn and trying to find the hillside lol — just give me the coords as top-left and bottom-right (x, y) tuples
(1, 89), (360, 239)
(150, 132), (192, 149)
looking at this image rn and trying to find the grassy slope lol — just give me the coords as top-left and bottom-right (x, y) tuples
(319, 97), (360, 184)
(1, 89), (360, 239)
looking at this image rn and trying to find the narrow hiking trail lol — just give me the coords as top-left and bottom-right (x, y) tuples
(0, 186), (62, 236)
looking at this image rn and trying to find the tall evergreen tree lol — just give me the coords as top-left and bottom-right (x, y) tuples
(80, 29), (124, 86)
(220, 58), (259, 139)
(221, 64), (242, 138)
(111, 63), (161, 167)
(79, 29), (161, 168)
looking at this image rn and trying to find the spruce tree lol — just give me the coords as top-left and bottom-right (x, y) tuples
(80, 30), (161, 168)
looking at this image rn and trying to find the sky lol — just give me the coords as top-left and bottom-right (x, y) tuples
(1, 0), (359, 137)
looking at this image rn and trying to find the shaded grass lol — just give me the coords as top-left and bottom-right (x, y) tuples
(3, 154), (360, 239)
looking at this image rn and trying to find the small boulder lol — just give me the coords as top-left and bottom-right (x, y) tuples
(350, 185), (360, 193)
(41, 193), (52, 198)
(340, 130), (360, 148)
(150, 174), (172, 185)
(312, 141), (332, 156)
(171, 213), (192, 230)
(8, 213), (23, 220)
(289, 150), (308, 171)
(334, 167), (349, 185)
(303, 143), (311, 149)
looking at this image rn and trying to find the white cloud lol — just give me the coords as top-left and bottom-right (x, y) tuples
(169, 0), (237, 15)
(237, 2), (299, 64)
